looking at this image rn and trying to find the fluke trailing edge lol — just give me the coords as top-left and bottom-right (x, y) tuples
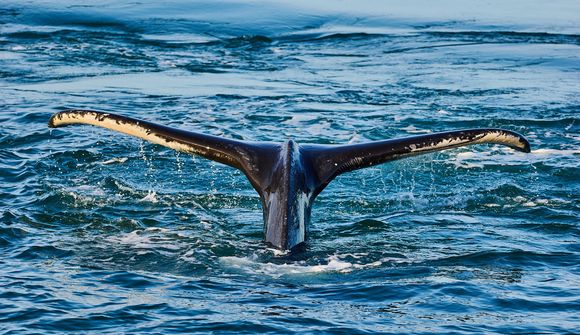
(49, 110), (531, 251)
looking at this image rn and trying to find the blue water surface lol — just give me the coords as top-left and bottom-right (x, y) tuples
(1, 1), (579, 334)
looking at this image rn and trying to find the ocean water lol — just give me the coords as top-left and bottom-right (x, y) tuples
(1, 1), (579, 334)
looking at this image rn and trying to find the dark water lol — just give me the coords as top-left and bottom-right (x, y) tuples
(1, 1), (579, 334)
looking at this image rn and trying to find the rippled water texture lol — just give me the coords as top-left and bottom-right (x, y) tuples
(1, 1), (579, 334)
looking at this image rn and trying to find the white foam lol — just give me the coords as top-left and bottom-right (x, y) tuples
(139, 190), (158, 203)
(59, 184), (113, 207)
(220, 254), (382, 278)
(112, 180), (137, 194)
(179, 249), (197, 262)
(111, 229), (183, 253)
(283, 114), (317, 126)
(480, 195), (572, 209)
(401, 125), (432, 134)
(532, 148), (580, 156)
(512, 196), (571, 208)
(266, 248), (290, 257)
(453, 147), (579, 169)
(100, 157), (128, 165)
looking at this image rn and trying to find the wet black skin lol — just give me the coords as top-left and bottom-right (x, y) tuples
(49, 110), (531, 251)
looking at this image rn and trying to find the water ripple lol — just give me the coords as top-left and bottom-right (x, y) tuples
(1, 0), (579, 334)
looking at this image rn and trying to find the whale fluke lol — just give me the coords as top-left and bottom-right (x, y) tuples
(49, 109), (531, 250)
(48, 109), (278, 192)
(301, 129), (530, 195)
(49, 109), (255, 170)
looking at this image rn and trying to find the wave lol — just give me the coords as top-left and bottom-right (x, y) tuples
(428, 250), (577, 268)
(3, 0), (579, 39)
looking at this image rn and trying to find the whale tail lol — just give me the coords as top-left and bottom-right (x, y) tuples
(49, 109), (530, 250)
(49, 109), (530, 195)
